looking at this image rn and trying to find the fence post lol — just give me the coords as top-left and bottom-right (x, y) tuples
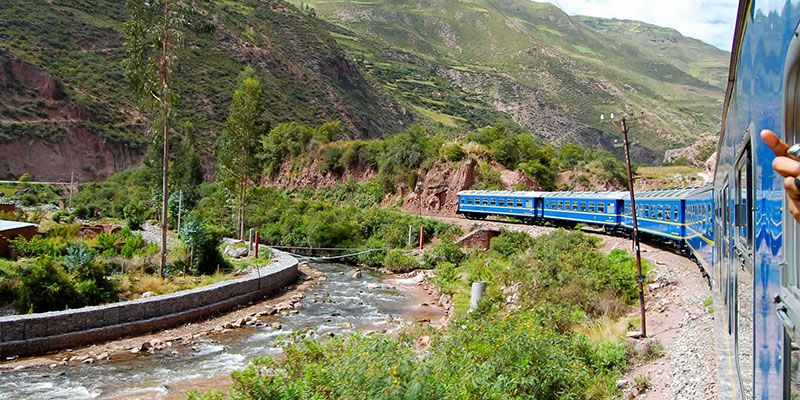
(255, 231), (260, 259)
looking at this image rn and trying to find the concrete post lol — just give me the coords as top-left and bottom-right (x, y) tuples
(470, 281), (487, 311)
(255, 231), (260, 259)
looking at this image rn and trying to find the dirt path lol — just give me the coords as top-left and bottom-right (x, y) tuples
(430, 215), (718, 399)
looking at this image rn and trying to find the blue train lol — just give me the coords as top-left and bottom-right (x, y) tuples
(457, 1), (800, 397)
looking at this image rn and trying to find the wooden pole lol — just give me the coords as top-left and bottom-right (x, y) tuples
(620, 117), (647, 338)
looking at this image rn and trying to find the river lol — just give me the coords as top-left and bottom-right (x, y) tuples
(0, 262), (429, 400)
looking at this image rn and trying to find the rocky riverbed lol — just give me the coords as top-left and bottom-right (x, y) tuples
(0, 262), (446, 399)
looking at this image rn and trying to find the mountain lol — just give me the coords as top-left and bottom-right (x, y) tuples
(0, 0), (730, 181)
(289, 0), (729, 161)
(0, 0), (411, 181)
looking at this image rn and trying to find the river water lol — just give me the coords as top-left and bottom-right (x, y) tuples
(0, 262), (417, 400)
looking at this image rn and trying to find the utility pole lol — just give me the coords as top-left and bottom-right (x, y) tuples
(177, 190), (183, 237)
(68, 171), (74, 209)
(618, 117), (647, 338)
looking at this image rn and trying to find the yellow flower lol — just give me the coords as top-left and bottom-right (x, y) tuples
(391, 368), (399, 376)
(394, 379), (401, 385)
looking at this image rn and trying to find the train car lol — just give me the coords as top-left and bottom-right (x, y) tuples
(620, 189), (692, 246)
(684, 185), (715, 272)
(456, 190), (543, 222)
(713, 1), (800, 398)
(539, 191), (625, 228)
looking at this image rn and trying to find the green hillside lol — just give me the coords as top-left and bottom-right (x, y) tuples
(0, 0), (411, 150)
(290, 0), (728, 160)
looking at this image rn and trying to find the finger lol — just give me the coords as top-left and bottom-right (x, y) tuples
(761, 129), (790, 156)
(773, 156), (800, 177)
(784, 176), (800, 199)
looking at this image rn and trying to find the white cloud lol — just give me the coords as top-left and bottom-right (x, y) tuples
(540, 0), (739, 50)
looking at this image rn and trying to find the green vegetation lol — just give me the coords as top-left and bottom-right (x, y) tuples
(194, 229), (643, 399)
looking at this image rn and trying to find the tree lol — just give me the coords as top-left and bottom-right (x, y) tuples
(216, 67), (266, 239)
(171, 119), (204, 207)
(123, 0), (185, 278)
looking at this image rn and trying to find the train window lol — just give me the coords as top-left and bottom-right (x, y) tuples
(572, 202), (577, 210)
(526, 200), (532, 208)
(580, 202), (586, 211)
(657, 206), (663, 220)
(490, 198), (497, 206)
(482, 198), (488, 205)
(608, 203), (614, 213)
(665, 206), (671, 221)
(516, 199), (523, 207)
(675, 208), (679, 221)
(735, 144), (753, 247)
(589, 203), (595, 212)
(598, 203), (605, 213)
(557, 201), (563, 210)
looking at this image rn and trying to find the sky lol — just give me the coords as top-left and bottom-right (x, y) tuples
(540, 0), (740, 51)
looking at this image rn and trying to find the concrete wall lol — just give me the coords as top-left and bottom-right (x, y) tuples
(0, 250), (299, 358)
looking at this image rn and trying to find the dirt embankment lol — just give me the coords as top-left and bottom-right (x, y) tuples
(0, 54), (144, 181)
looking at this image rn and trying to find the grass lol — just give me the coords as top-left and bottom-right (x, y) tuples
(117, 271), (235, 299)
(412, 106), (464, 128)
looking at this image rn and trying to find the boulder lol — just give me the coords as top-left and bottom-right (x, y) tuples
(224, 244), (249, 259)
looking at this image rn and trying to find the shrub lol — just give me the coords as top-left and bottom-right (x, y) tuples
(218, 313), (624, 400)
(181, 215), (228, 275)
(489, 230), (534, 257)
(422, 240), (464, 268)
(440, 143), (466, 162)
(121, 234), (146, 259)
(320, 146), (344, 175)
(10, 235), (68, 258)
(16, 257), (77, 313)
(18, 172), (32, 182)
(431, 261), (458, 295)
(383, 249), (419, 273)
(64, 243), (96, 272)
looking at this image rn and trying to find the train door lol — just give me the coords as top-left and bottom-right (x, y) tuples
(780, 31), (800, 398)
(734, 140), (755, 399)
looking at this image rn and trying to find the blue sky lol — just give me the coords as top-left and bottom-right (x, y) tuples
(540, 0), (740, 50)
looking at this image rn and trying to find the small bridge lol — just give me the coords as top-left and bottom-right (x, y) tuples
(456, 228), (501, 250)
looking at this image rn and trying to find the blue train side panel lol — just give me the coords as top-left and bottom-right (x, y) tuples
(540, 192), (625, 227)
(715, 1), (800, 398)
(685, 186), (715, 274)
(621, 189), (693, 242)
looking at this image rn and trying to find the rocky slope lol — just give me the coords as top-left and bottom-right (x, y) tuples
(0, 0), (411, 181)
(293, 0), (729, 162)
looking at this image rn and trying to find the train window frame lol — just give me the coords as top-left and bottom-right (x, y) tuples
(734, 140), (753, 249)
(598, 203), (605, 213)
(665, 205), (672, 221)
(657, 206), (663, 220)
(580, 202), (586, 211)
(558, 201), (563, 210)
(516, 199), (523, 207)
(589, 203), (595, 212)
(490, 198), (497, 206)
(482, 198), (488, 206)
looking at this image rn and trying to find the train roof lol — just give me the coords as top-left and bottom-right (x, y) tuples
(538, 191), (627, 200)
(622, 188), (700, 201)
(457, 190), (544, 198)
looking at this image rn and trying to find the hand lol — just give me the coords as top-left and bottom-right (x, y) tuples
(761, 129), (800, 223)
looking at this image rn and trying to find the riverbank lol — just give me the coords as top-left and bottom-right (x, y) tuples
(0, 261), (449, 400)
(0, 263), (320, 372)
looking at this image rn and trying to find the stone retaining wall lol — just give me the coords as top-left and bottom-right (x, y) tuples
(0, 250), (299, 358)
